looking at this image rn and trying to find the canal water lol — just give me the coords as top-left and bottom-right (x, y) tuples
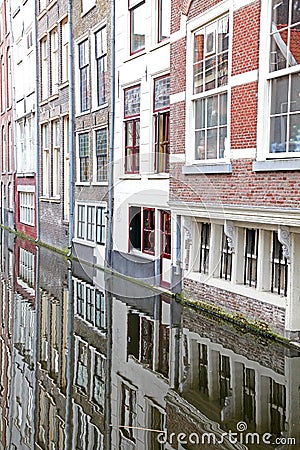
(0, 230), (299, 450)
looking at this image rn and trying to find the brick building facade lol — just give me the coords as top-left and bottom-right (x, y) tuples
(36, 0), (70, 249)
(169, 0), (300, 339)
(72, 0), (110, 268)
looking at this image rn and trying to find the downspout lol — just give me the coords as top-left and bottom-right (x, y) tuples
(107, 0), (115, 268)
(68, 0), (74, 252)
(34, 0), (40, 241)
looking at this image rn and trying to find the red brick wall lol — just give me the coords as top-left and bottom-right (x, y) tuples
(170, 160), (300, 207)
(231, 82), (258, 149)
(15, 176), (37, 240)
(232, 2), (260, 75)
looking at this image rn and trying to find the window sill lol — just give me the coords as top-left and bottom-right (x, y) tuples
(91, 181), (108, 186)
(119, 175), (142, 180)
(40, 197), (61, 203)
(147, 173), (169, 179)
(73, 238), (95, 248)
(182, 162), (232, 175)
(149, 39), (170, 53)
(253, 158), (300, 172)
(75, 182), (90, 186)
(59, 81), (69, 90)
(124, 49), (146, 63)
(81, 4), (96, 18)
(129, 250), (155, 261)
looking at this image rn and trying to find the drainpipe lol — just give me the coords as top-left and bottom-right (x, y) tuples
(68, 0), (74, 252)
(65, 261), (74, 450)
(106, 0), (115, 268)
(34, 0), (40, 241)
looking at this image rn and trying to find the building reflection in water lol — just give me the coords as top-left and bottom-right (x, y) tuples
(0, 230), (299, 449)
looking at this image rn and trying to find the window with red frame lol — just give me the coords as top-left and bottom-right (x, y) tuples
(161, 211), (171, 257)
(124, 86), (140, 174)
(143, 208), (155, 254)
(154, 76), (170, 173)
(129, 0), (146, 54)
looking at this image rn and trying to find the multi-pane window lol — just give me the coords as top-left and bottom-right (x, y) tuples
(129, 207), (158, 255)
(74, 279), (107, 331)
(19, 192), (34, 226)
(61, 19), (69, 83)
(124, 86), (140, 173)
(199, 223), (210, 274)
(52, 121), (60, 197)
(158, 0), (170, 42)
(143, 208), (155, 254)
(19, 248), (35, 287)
(41, 38), (48, 100)
(92, 352), (106, 410)
(96, 207), (106, 245)
(78, 133), (89, 182)
(87, 206), (95, 241)
(42, 124), (50, 196)
(271, 231), (288, 296)
(76, 203), (106, 244)
(243, 367), (256, 424)
(244, 228), (259, 287)
(269, 380), (286, 436)
(220, 230), (232, 280)
(129, 1), (146, 54)
(79, 40), (89, 112)
(154, 76), (170, 172)
(95, 27), (107, 106)
(269, 1), (300, 155)
(50, 29), (58, 94)
(193, 15), (229, 160)
(120, 383), (136, 442)
(95, 128), (108, 181)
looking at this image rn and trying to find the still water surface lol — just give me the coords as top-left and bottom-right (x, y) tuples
(0, 230), (299, 449)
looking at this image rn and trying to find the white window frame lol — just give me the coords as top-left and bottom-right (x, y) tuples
(185, 3), (231, 166)
(41, 37), (48, 100)
(42, 123), (50, 197)
(19, 190), (35, 226)
(81, 0), (96, 16)
(92, 25), (107, 109)
(257, 0), (300, 161)
(75, 202), (107, 246)
(61, 18), (69, 83)
(50, 29), (59, 95)
(52, 120), (60, 197)
(93, 127), (108, 183)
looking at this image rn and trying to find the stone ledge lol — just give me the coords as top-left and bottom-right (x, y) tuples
(253, 159), (300, 172)
(182, 163), (232, 175)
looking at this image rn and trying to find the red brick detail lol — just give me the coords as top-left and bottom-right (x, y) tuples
(170, 159), (300, 208)
(170, 102), (186, 154)
(170, 39), (186, 94)
(187, 0), (221, 21)
(231, 82), (258, 149)
(232, 1), (261, 75)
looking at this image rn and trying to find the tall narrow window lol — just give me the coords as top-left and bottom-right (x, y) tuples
(158, 0), (170, 42)
(220, 230), (232, 280)
(42, 124), (50, 196)
(41, 38), (48, 100)
(78, 133), (89, 182)
(271, 231), (288, 296)
(77, 205), (85, 239)
(244, 228), (259, 287)
(154, 76), (170, 172)
(199, 223), (210, 274)
(96, 206), (106, 245)
(87, 206), (95, 241)
(78, 40), (89, 112)
(124, 86), (140, 174)
(120, 384), (136, 442)
(129, 1), (146, 54)
(142, 208), (155, 254)
(161, 211), (171, 257)
(1, 56), (5, 112)
(51, 29), (58, 94)
(95, 128), (108, 181)
(95, 27), (107, 106)
(129, 206), (141, 250)
(61, 19), (69, 83)
(52, 120), (60, 197)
